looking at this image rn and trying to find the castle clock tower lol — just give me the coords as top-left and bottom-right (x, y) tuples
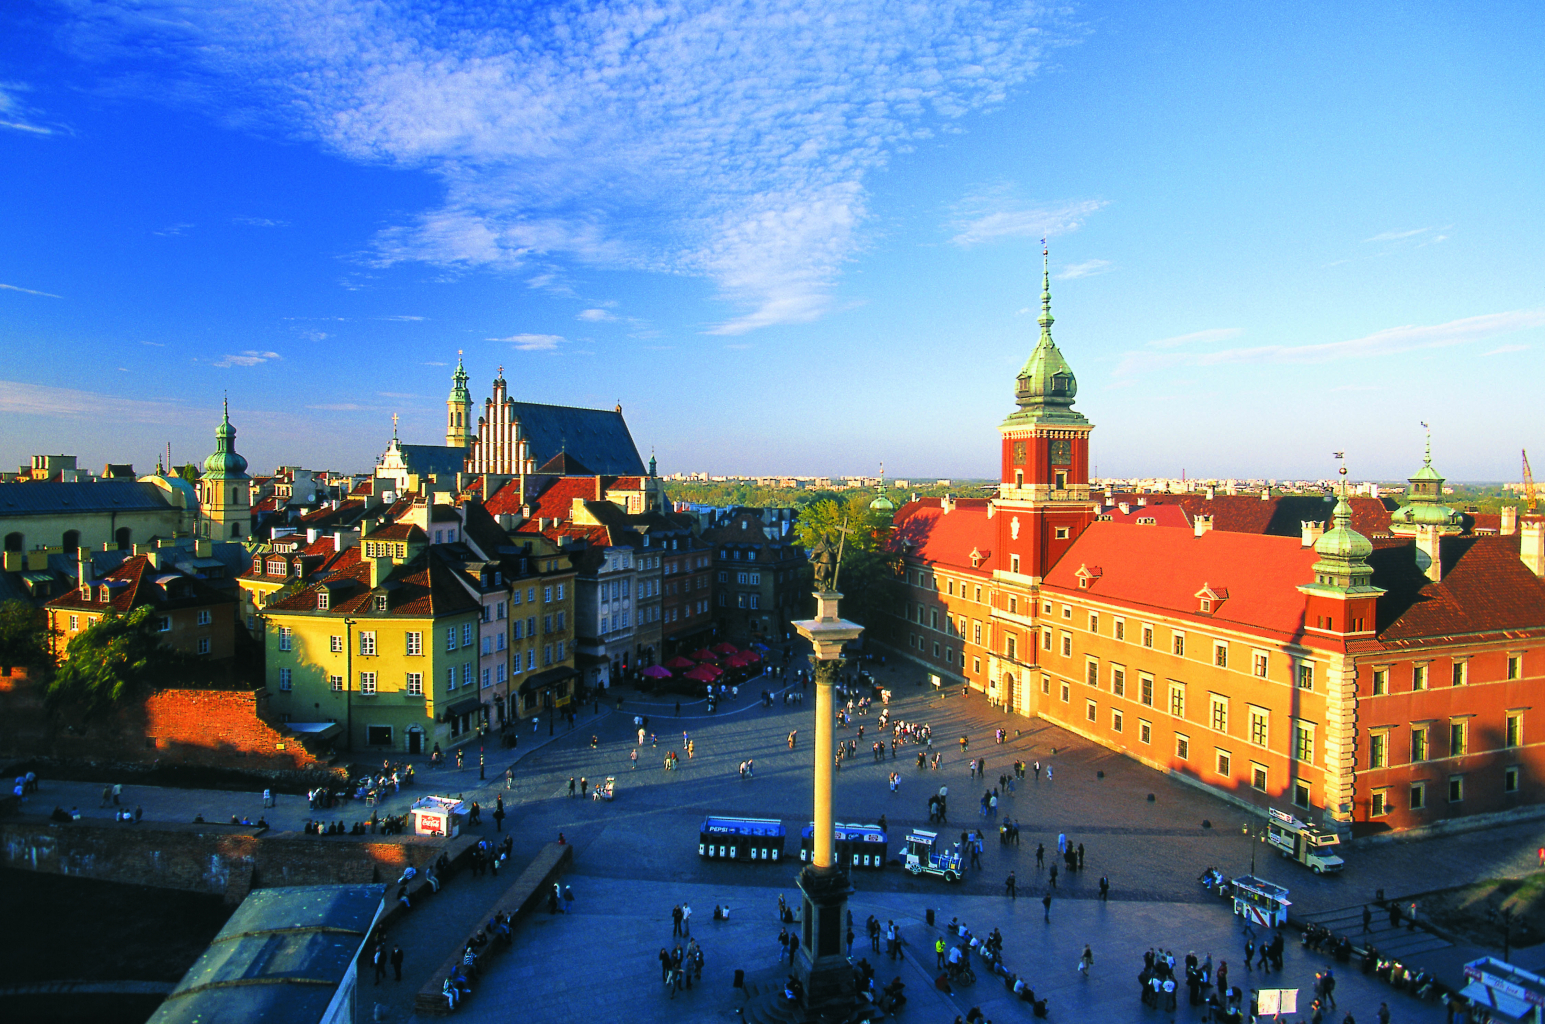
(993, 246), (1096, 581)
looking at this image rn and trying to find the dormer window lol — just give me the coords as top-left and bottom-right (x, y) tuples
(252, 556), (263, 574)
(1050, 372), (1071, 395)
(99, 585), (111, 602)
(1193, 584), (1228, 614)
(374, 594), (388, 612)
(317, 591), (330, 610)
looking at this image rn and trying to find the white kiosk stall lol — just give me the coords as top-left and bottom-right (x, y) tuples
(410, 795), (467, 837)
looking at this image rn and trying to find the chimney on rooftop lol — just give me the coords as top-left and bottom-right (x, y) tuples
(1521, 519), (1545, 577)
(1502, 506), (1519, 536)
(1205, 486), (1215, 500)
(1118, 502), (1130, 515)
(307, 527), (320, 545)
(1260, 487), (1271, 501)
(77, 548), (92, 598)
(1137, 496), (1147, 507)
(1194, 515), (1214, 538)
(1415, 524), (1443, 583)
(1301, 520), (1325, 547)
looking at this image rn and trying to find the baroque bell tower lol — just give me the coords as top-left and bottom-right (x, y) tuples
(446, 354), (472, 448)
(992, 245), (1096, 581)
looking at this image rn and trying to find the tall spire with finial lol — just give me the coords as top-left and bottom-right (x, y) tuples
(1039, 238), (1054, 342)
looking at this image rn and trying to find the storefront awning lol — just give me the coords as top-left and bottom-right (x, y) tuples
(286, 722), (342, 739)
(442, 697), (484, 719)
(1460, 981), (1533, 1021)
(518, 665), (578, 695)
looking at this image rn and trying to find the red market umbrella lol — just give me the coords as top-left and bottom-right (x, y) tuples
(691, 648), (718, 662)
(641, 665), (673, 679)
(665, 656), (696, 671)
(712, 642), (739, 655)
(726, 653), (752, 668)
(740, 650), (762, 663)
(684, 666), (716, 683)
(699, 664), (724, 679)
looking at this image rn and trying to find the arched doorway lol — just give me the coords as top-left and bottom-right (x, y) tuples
(1002, 673), (1015, 714)
(3, 532), (22, 553)
(114, 527), (132, 550)
(406, 727), (424, 755)
(62, 530), (80, 555)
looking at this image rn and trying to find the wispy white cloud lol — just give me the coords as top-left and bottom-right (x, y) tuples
(213, 350), (282, 368)
(1116, 310), (1545, 378)
(490, 333), (564, 352)
(577, 308), (616, 322)
(0, 82), (60, 135)
(1364, 227), (1430, 243)
(0, 379), (187, 423)
(140, 340), (165, 346)
(376, 391), (419, 398)
(1056, 258), (1112, 280)
(153, 223), (194, 237)
(233, 216), (288, 227)
(1146, 328), (1243, 349)
(1485, 344), (1528, 356)
(59, 2), (1068, 333)
(375, 315), (426, 321)
(948, 184), (1106, 247)
(306, 402), (376, 411)
(0, 282), (61, 298)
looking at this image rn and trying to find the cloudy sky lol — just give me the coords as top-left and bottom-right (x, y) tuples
(2, 1), (1542, 480)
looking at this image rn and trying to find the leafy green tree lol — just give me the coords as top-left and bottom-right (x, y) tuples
(177, 463), (202, 482)
(46, 606), (192, 716)
(792, 493), (897, 629)
(0, 599), (53, 674)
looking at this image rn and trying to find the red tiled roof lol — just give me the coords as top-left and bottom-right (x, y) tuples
(265, 546), (479, 618)
(368, 522), (428, 543)
(46, 554), (231, 612)
(484, 479), (525, 515)
(298, 500), (364, 524)
(351, 479), (374, 496)
(1042, 523), (1316, 639)
(252, 497), (280, 513)
(1098, 503), (1190, 528)
(1373, 534), (1545, 641)
(1105, 493), (1393, 538)
(889, 500), (997, 576)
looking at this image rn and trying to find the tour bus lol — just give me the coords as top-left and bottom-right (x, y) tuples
(1265, 808), (1346, 874)
(698, 815), (786, 863)
(798, 822), (889, 871)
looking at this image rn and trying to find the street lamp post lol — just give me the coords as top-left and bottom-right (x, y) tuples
(1241, 822), (1268, 874)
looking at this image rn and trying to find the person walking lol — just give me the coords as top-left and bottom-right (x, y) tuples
(568, 776), (576, 797)
(1099, 875), (1110, 900)
(391, 945), (404, 981)
(1049, 864), (1058, 889)
(112, 783), (123, 806)
(1077, 842), (1085, 869)
(1042, 892), (1053, 922)
(672, 904), (683, 937)
(493, 797), (505, 831)
(1036, 842), (1045, 869)
(372, 943), (387, 984)
(1362, 905), (1372, 933)
(1079, 944), (1094, 976)
(1006, 871), (1017, 898)
(935, 935), (947, 969)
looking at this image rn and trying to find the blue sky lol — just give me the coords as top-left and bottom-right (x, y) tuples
(2, 1), (1542, 481)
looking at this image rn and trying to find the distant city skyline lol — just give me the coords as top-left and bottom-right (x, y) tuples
(2, 2), (1542, 480)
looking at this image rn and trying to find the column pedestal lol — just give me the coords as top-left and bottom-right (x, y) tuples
(794, 864), (855, 1016)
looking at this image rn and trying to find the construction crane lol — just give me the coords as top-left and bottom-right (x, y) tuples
(1521, 449), (1537, 511)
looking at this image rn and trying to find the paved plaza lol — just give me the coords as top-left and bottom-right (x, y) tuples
(14, 654), (1545, 1021)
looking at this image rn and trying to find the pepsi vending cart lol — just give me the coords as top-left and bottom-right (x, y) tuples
(799, 822), (889, 871)
(699, 815), (786, 863)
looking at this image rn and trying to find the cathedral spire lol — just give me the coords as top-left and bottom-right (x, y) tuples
(1004, 241), (1086, 427)
(1039, 239), (1054, 342)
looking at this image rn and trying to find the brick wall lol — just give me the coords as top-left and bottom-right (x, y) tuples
(0, 669), (328, 771)
(0, 819), (442, 895)
(142, 688), (323, 770)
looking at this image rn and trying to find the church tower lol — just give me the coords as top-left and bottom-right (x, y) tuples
(199, 397), (251, 540)
(446, 355), (472, 448)
(992, 246), (1096, 581)
(1299, 494), (1384, 636)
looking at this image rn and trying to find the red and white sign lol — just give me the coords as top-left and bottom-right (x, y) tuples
(417, 812), (445, 835)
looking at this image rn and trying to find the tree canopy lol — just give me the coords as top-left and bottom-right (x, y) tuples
(46, 605), (193, 716)
(0, 599), (53, 674)
(792, 492), (897, 630)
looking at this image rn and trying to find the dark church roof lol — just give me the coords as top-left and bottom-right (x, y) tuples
(0, 480), (175, 517)
(395, 445), (468, 481)
(510, 402), (645, 476)
(535, 451), (595, 476)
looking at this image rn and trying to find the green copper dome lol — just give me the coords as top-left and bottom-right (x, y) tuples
(202, 398), (249, 479)
(1392, 429), (1462, 532)
(1002, 250), (1088, 429)
(869, 464), (896, 513)
(1315, 498), (1373, 563)
(449, 355), (471, 403)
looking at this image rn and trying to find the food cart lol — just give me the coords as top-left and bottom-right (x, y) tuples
(698, 815), (786, 862)
(1230, 874), (1291, 928)
(1266, 808), (1346, 874)
(410, 795), (467, 837)
(1461, 957), (1545, 1023)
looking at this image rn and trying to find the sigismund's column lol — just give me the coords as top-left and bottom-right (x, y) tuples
(791, 588), (862, 1017)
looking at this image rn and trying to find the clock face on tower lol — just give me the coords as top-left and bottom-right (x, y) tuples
(1012, 441), (1026, 465)
(1049, 438), (1072, 466)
